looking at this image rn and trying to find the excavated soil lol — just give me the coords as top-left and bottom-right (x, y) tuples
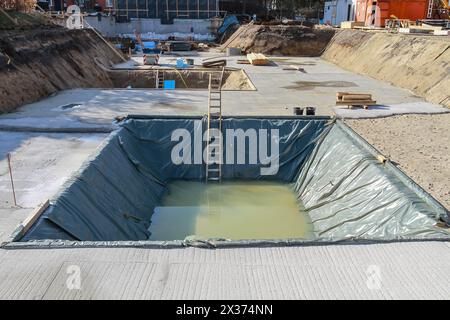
(0, 27), (123, 113)
(323, 30), (450, 107)
(223, 24), (335, 56)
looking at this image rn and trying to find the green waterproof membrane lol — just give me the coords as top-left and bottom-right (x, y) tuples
(16, 116), (450, 246)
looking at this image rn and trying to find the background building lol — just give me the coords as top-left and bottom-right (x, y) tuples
(355, 0), (430, 27)
(115, 0), (219, 22)
(323, 0), (356, 25)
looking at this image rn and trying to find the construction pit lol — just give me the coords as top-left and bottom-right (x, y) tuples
(7, 116), (449, 247)
(107, 68), (254, 90)
(0, 22), (450, 299)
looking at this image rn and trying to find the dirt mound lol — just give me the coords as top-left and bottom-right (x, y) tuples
(0, 27), (123, 113)
(323, 29), (450, 107)
(0, 11), (56, 30)
(222, 24), (335, 56)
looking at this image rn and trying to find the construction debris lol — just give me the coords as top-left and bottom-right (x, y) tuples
(143, 54), (159, 65)
(399, 27), (434, 34)
(202, 59), (227, 68)
(385, 19), (414, 30)
(167, 41), (193, 51)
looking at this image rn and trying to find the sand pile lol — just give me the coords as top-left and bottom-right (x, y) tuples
(222, 24), (335, 56)
(222, 70), (253, 90)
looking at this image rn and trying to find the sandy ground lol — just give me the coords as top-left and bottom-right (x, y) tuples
(346, 113), (450, 210)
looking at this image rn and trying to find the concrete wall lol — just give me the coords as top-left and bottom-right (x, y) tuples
(84, 16), (213, 36)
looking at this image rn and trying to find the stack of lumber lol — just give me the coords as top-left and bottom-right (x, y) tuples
(247, 53), (269, 65)
(340, 21), (365, 29)
(336, 92), (376, 109)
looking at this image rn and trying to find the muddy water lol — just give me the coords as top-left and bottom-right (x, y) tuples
(148, 181), (313, 241)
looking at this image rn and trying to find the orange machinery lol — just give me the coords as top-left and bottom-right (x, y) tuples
(355, 0), (430, 26)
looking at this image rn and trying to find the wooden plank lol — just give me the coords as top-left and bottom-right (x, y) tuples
(342, 95), (373, 101)
(336, 100), (376, 105)
(340, 21), (364, 29)
(21, 200), (50, 235)
(336, 92), (349, 99)
(336, 92), (373, 102)
(247, 53), (269, 66)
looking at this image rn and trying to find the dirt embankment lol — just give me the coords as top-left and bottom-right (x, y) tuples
(323, 30), (450, 107)
(0, 27), (123, 113)
(223, 24), (335, 56)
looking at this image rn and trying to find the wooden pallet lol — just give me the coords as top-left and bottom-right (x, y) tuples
(336, 92), (376, 109)
(336, 101), (377, 109)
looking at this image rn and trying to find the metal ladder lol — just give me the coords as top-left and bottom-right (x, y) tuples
(156, 70), (164, 89)
(205, 67), (225, 183)
(427, 0), (434, 18)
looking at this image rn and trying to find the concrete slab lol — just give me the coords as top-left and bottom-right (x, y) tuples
(334, 102), (450, 119)
(0, 243), (448, 299)
(2, 55), (444, 132)
(0, 132), (106, 243)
